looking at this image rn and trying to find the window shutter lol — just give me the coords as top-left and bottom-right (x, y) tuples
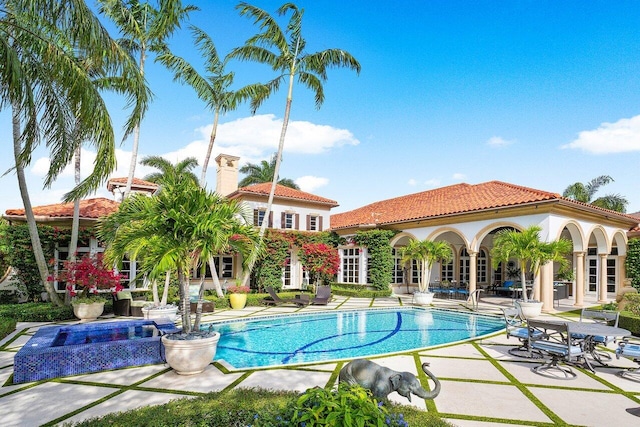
(268, 212), (273, 227)
(306, 214), (311, 231)
(281, 212), (285, 229)
(295, 213), (300, 230)
(318, 216), (323, 231)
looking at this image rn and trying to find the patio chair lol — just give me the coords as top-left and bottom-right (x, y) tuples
(494, 280), (515, 296)
(615, 339), (640, 382)
(572, 308), (619, 365)
(502, 307), (543, 358)
(528, 319), (588, 379)
(112, 291), (147, 317)
(261, 286), (292, 306)
(311, 285), (332, 305)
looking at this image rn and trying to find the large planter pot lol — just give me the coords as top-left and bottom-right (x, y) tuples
(161, 332), (220, 375)
(143, 305), (178, 321)
(413, 291), (435, 306)
(229, 293), (247, 309)
(515, 300), (543, 319)
(72, 301), (105, 322)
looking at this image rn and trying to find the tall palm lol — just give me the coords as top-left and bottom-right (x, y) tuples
(491, 225), (572, 302)
(98, 177), (261, 334)
(563, 175), (628, 213)
(97, 0), (198, 198)
(239, 153), (300, 189)
(2, 1), (148, 305)
(230, 2), (360, 283)
(400, 239), (453, 293)
(157, 25), (265, 186)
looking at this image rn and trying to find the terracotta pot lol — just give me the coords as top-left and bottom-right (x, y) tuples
(161, 332), (220, 375)
(72, 301), (105, 322)
(229, 293), (247, 309)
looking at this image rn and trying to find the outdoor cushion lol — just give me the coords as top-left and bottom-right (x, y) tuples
(116, 291), (133, 300)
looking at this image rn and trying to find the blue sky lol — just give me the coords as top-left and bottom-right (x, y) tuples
(1, 0), (639, 215)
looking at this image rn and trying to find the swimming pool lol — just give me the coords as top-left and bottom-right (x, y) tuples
(205, 308), (503, 369)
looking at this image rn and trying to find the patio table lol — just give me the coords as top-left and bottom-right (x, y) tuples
(568, 322), (630, 371)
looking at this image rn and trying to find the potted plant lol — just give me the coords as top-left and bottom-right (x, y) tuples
(98, 177), (261, 375)
(48, 253), (122, 321)
(227, 283), (250, 309)
(400, 239), (453, 305)
(491, 225), (572, 318)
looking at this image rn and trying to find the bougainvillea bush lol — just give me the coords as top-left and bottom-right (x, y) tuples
(299, 242), (340, 286)
(48, 253), (122, 302)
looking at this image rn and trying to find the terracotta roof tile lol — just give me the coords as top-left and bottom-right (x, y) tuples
(5, 198), (120, 219)
(228, 183), (339, 207)
(106, 177), (158, 192)
(330, 181), (564, 230)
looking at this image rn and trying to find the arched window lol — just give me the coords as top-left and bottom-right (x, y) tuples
(459, 248), (470, 283)
(477, 248), (487, 284)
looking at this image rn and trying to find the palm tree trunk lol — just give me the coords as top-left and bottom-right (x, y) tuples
(161, 271), (170, 305)
(12, 106), (62, 306)
(520, 262), (529, 302)
(178, 266), (191, 334)
(200, 109), (219, 187)
(242, 72), (295, 286)
(208, 256), (224, 298)
(124, 48), (146, 198)
(67, 145), (81, 304)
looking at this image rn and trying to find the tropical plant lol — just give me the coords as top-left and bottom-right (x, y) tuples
(491, 225), (572, 302)
(230, 2), (361, 283)
(563, 175), (628, 213)
(400, 239), (453, 293)
(98, 176), (261, 335)
(299, 243), (340, 286)
(226, 285), (250, 294)
(48, 253), (123, 303)
(238, 153), (300, 189)
(97, 0), (198, 198)
(156, 25), (264, 186)
(2, 0), (148, 306)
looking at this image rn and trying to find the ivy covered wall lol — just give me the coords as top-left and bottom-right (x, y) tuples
(626, 238), (640, 291)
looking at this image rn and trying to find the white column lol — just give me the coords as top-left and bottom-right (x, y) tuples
(598, 253), (608, 303)
(541, 263), (554, 313)
(468, 251), (477, 293)
(574, 252), (585, 307)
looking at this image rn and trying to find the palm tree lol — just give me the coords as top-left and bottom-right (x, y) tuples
(141, 155), (199, 186)
(400, 239), (453, 294)
(239, 153), (300, 189)
(157, 25), (265, 187)
(2, 1), (148, 305)
(98, 177), (261, 334)
(563, 175), (628, 213)
(491, 226), (572, 303)
(230, 2), (360, 283)
(97, 0), (198, 198)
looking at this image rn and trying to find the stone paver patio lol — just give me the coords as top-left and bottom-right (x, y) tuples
(1, 293), (640, 426)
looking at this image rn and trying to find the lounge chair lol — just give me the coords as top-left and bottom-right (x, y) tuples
(615, 339), (640, 382)
(261, 286), (291, 306)
(311, 285), (332, 305)
(291, 294), (310, 307)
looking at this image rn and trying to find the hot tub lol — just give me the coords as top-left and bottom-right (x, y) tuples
(13, 318), (179, 383)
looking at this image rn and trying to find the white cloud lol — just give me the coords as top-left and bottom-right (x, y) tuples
(486, 136), (515, 148)
(295, 176), (329, 193)
(562, 115), (640, 154)
(424, 178), (441, 187)
(407, 178), (417, 186)
(452, 173), (466, 180)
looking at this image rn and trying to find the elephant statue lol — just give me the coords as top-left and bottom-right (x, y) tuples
(339, 359), (441, 402)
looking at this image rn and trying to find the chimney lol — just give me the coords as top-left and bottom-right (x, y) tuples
(215, 153), (240, 196)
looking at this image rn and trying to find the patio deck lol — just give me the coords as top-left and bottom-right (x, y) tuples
(1, 293), (640, 426)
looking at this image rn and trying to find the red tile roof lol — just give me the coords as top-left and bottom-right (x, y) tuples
(106, 177), (157, 192)
(228, 183), (339, 207)
(330, 180), (636, 230)
(5, 198), (119, 219)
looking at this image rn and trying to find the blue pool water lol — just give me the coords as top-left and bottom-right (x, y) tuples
(206, 308), (503, 369)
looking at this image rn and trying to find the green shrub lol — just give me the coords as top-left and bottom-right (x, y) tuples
(0, 316), (16, 341)
(623, 293), (640, 316)
(255, 383), (402, 426)
(619, 311), (640, 336)
(332, 284), (392, 298)
(0, 302), (75, 322)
